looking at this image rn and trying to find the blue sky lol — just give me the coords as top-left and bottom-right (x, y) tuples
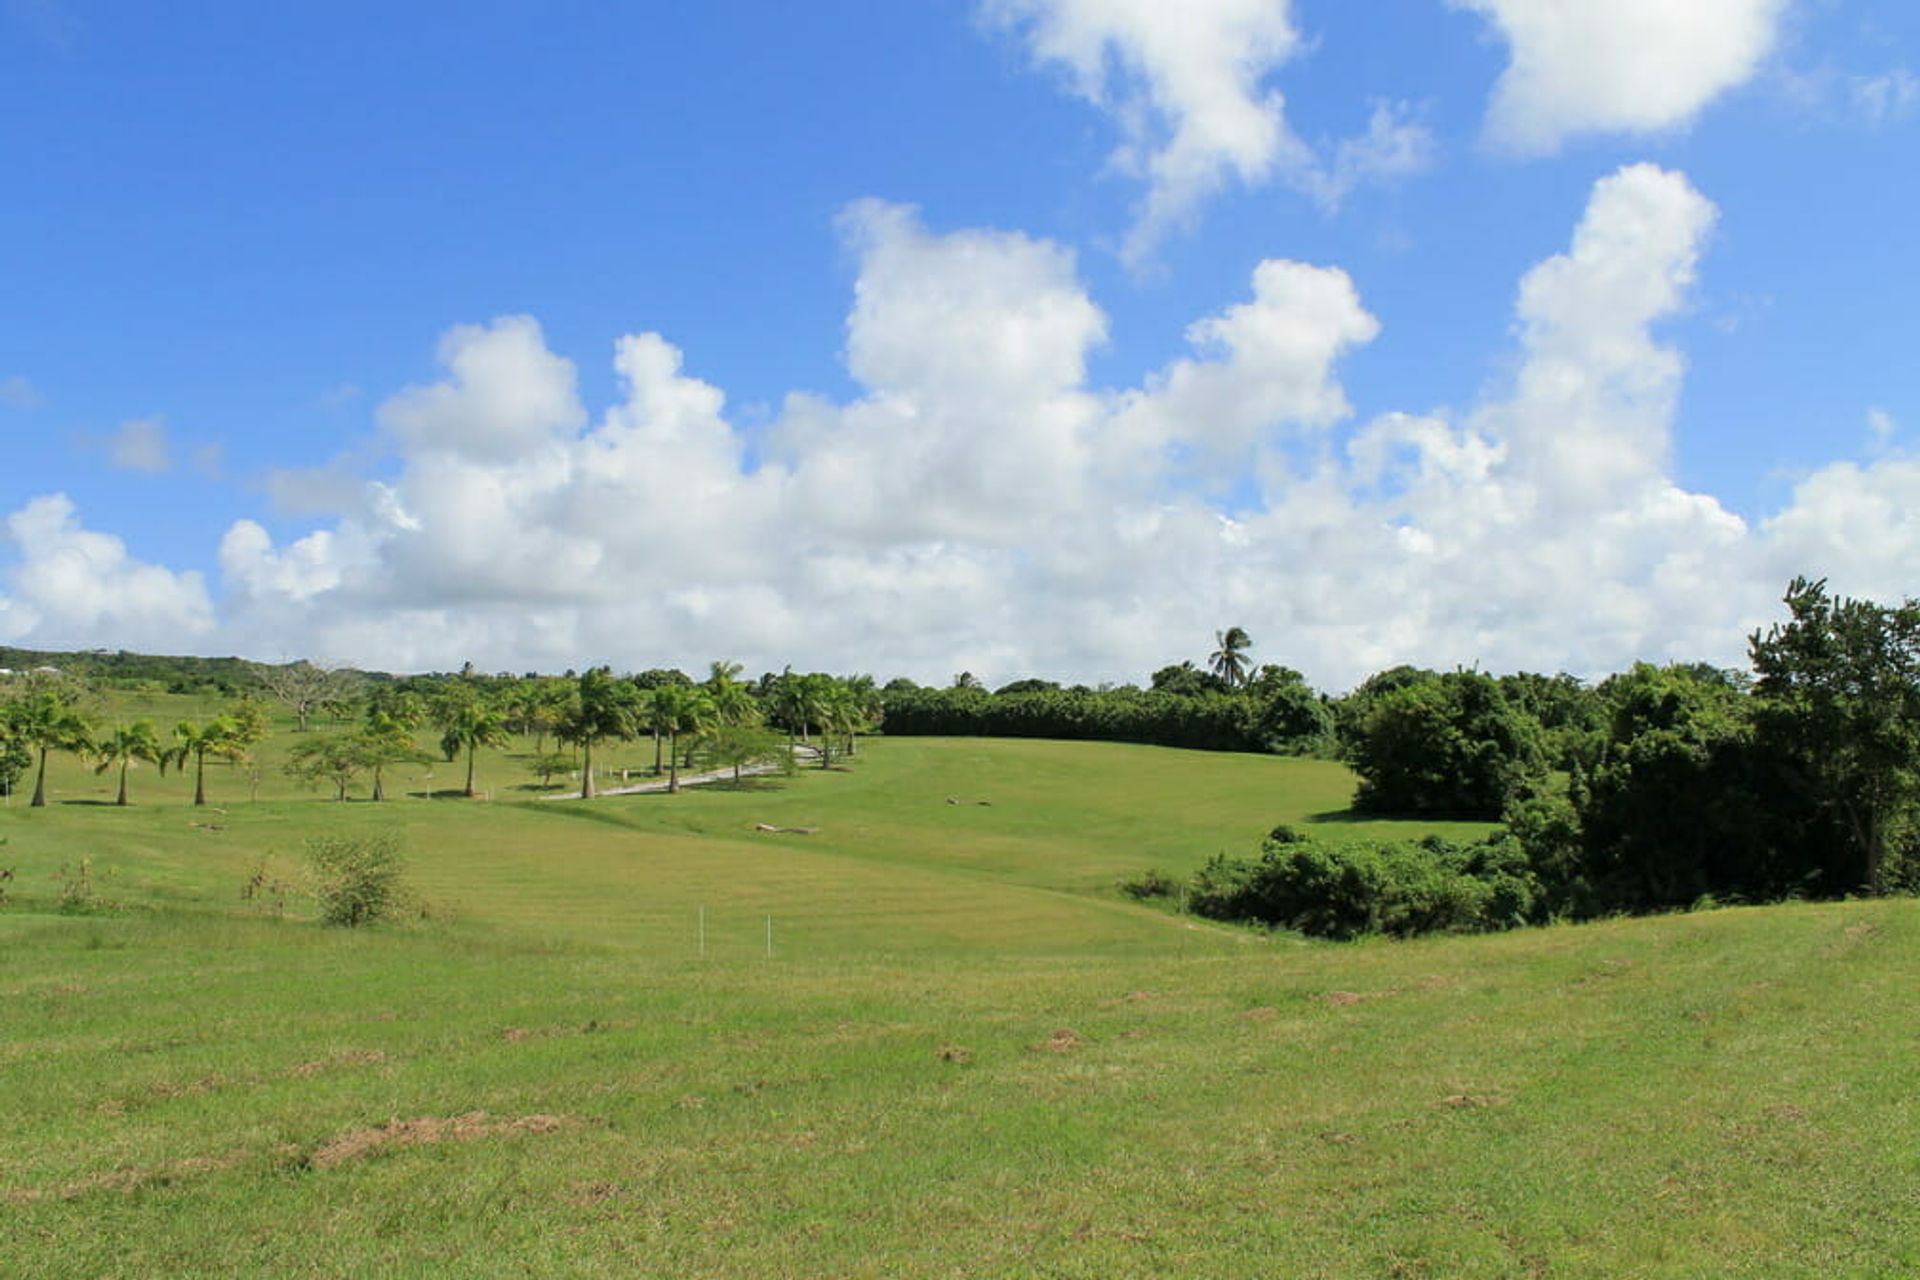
(2, 0), (1917, 686)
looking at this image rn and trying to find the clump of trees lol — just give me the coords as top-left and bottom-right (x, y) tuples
(1178, 579), (1920, 939)
(880, 644), (1335, 757)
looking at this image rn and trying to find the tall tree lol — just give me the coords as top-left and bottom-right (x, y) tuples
(433, 690), (511, 799)
(360, 711), (434, 801)
(1749, 577), (1920, 893)
(557, 667), (636, 800)
(1209, 627), (1253, 690)
(94, 720), (164, 807)
(164, 717), (246, 807)
(285, 733), (371, 801)
(705, 661), (758, 728)
(10, 691), (94, 808)
(648, 685), (715, 793)
(253, 660), (359, 733)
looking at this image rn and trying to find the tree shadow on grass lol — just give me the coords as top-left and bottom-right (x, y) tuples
(686, 777), (784, 793)
(1307, 807), (1490, 824)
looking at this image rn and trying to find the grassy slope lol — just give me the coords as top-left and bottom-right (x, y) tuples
(3, 722), (1917, 1277)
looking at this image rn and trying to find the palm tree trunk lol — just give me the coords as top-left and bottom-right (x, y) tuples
(653, 730), (663, 776)
(668, 732), (680, 794)
(372, 766), (385, 802)
(581, 738), (596, 800)
(193, 750), (208, 807)
(464, 742), (478, 798)
(30, 748), (48, 807)
(117, 759), (130, 807)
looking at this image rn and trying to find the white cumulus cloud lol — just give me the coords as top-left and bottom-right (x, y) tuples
(981, 0), (1433, 258)
(10, 166), (1918, 691)
(0, 494), (215, 649)
(1454, 0), (1789, 154)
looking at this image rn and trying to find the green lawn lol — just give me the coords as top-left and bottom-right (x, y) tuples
(2, 726), (1916, 1276)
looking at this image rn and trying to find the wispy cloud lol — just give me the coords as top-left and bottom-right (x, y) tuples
(108, 417), (173, 474)
(0, 375), (44, 410)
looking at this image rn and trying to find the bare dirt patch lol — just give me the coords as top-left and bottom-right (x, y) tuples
(290, 1050), (386, 1078)
(309, 1112), (572, 1170)
(1028, 1028), (1083, 1053)
(936, 1044), (973, 1065)
(1102, 991), (1156, 1007)
(1438, 1092), (1508, 1110)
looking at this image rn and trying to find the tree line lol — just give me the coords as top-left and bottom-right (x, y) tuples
(0, 662), (886, 806)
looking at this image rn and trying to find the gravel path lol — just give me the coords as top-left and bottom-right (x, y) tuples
(536, 745), (820, 800)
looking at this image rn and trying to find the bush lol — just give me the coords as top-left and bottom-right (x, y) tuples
(1188, 831), (1540, 940)
(1118, 868), (1180, 900)
(306, 831), (406, 927)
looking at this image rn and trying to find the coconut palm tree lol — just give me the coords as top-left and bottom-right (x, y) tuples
(648, 685), (716, 793)
(11, 691), (94, 808)
(164, 717), (245, 807)
(94, 720), (164, 807)
(1209, 627), (1254, 690)
(557, 667), (636, 799)
(705, 661), (758, 728)
(434, 693), (511, 799)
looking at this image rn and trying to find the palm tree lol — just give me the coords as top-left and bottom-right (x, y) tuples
(164, 717), (245, 807)
(435, 694), (510, 799)
(12, 691), (94, 808)
(94, 720), (164, 807)
(705, 661), (758, 728)
(556, 667), (636, 800)
(789, 675), (855, 768)
(1209, 627), (1254, 690)
(648, 685), (715, 794)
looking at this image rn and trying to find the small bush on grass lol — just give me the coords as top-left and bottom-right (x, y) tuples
(1188, 831), (1541, 940)
(306, 831), (406, 927)
(1118, 868), (1180, 900)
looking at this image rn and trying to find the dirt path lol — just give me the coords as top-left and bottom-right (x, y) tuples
(536, 745), (821, 800)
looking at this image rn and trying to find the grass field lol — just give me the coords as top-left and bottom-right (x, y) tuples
(3, 709), (1917, 1276)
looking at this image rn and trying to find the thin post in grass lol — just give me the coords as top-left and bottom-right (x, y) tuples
(765, 915), (773, 960)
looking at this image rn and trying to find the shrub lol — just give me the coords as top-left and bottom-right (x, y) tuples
(306, 831), (406, 927)
(1118, 868), (1180, 900)
(1188, 830), (1540, 940)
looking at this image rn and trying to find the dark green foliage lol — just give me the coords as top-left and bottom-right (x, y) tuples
(1188, 831), (1538, 940)
(1573, 663), (1771, 910)
(0, 722), (30, 797)
(1118, 868), (1180, 900)
(306, 832), (406, 927)
(880, 682), (1333, 756)
(1347, 670), (1547, 818)
(1150, 662), (1229, 696)
(1748, 577), (1920, 894)
(0, 646), (267, 695)
(1498, 671), (1607, 771)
